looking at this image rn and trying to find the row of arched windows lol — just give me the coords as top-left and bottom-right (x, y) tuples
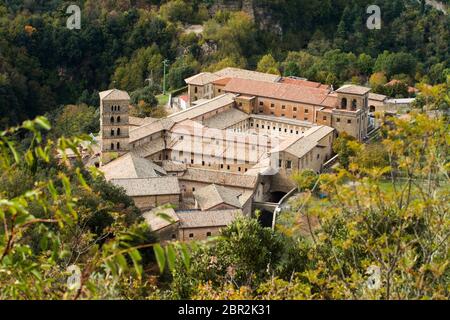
(110, 128), (121, 136)
(341, 98), (358, 110)
(110, 105), (121, 111)
(110, 116), (121, 123)
(111, 142), (120, 150)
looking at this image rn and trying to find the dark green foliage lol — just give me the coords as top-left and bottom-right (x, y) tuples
(0, 1), (448, 126)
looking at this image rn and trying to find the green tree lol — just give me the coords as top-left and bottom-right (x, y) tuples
(257, 54), (280, 75)
(332, 132), (358, 169)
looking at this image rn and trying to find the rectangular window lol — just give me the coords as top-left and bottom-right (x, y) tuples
(282, 105), (286, 109)
(336, 118), (341, 123)
(206, 232), (212, 237)
(305, 109), (309, 113)
(293, 107), (297, 112)
(259, 101), (263, 106)
(189, 233), (194, 238)
(323, 116), (327, 121)
(347, 119), (352, 124)
(286, 160), (292, 169)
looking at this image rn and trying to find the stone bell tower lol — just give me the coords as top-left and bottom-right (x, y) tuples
(99, 89), (130, 160)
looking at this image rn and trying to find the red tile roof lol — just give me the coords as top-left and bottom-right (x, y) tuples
(223, 78), (332, 106)
(279, 77), (330, 90)
(212, 77), (232, 86)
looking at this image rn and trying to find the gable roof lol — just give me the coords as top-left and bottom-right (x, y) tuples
(176, 209), (242, 228)
(168, 93), (236, 123)
(270, 125), (334, 158)
(194, 184), (243, 211)
(335, 85), (371, 95)
(202, 107), (249, 130)
(129, 118), (175, 143)
(223, 78), (331, 106)
(180, 168), (258, 189)
(185, 72), (220, 86)
(111, 177), (180, 196)
(143, 206), (179, 232)
(369, 93), (388, 102)
(100, 153), (166, 180)
(279, 77), (330, 90)
(99, 89), (130, 101)
(214, 67), (281, 83)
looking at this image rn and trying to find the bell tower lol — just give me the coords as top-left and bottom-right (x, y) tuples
(99, 89), (130, 161)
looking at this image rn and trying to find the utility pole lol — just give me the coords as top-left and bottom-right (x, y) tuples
(162, 59), (169, 95)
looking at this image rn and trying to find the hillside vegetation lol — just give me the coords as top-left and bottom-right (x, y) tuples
(0, 0), (449, 126)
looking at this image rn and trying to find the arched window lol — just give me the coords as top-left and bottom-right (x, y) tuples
(118, 105), (121, 111)
(117, 128), (121, 136)
(111, 129), (115, 136)
(352, 99), (357, 110)
(117, 116), (121, 123)
(111, 106), (113, 112)
(111, 143), (114, 150)
(370, 105), (375, 113)
(341, 98), (347, 109)
(110, 116), (114, 123)
(117, 142), (120, 150)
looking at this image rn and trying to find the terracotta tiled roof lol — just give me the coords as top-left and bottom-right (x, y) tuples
(211, 77), (232, 86)
(279, 77), (330, 90)
(223, 78), (332, 106)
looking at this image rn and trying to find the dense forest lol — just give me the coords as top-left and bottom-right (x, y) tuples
(0, 0), (449, 127)
(0, 0), (449, 301)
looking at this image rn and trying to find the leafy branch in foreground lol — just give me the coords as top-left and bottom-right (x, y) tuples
(0, 117), (169, 299)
